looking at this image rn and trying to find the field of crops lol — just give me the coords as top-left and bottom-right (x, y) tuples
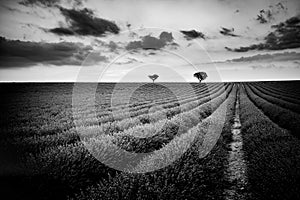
(0, 81), (299, 200)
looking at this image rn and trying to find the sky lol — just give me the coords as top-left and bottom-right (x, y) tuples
(0, 0), (300, 82)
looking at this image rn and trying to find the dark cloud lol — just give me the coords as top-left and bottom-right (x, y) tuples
(0, 36), (106, 68)
(256, 9), (273, 24)
(255, 2), (288, 24)
(19, 0), (84, 8)
(220, 27), (240, 37)
(126, 40), (143, 50)
(49, 27), (74, 35)
(125, 32), (175, 51)
(142, 35), (165, 49)
(48, 7), (120, 36)
(159, 32), (174, 43)
(225, 44), (264, 52)
(108, 41), (118, 51)
(256, 12), (268, 24)
(180, 30), (205, 40)
(226, 16), (300, 52)
(19, 0), (60, 7)
(227, 51), (300, 62)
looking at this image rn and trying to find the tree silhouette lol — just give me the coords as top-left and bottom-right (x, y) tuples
(194, 72), (207, 83)
(148, 74), (159, 83)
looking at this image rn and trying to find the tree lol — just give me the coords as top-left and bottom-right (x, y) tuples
(194, 72), (207, 83)
(148, 74), (159, 83)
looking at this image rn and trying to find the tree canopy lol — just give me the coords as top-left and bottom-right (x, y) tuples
(148, 74), (159, 83)
(194, 72), (207, 83)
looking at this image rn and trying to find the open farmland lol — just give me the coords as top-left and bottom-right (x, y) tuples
(0, 81), (300, 200)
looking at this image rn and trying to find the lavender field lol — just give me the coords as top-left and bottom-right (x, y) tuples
(0, 81), (300, 200)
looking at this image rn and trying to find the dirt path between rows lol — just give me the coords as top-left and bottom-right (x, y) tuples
(224, 85), (248, 200)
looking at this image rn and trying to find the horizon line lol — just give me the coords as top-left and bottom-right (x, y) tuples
(0, 79), (299, 83)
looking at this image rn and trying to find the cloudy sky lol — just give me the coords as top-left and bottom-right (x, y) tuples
(0, 0), (300, 82)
